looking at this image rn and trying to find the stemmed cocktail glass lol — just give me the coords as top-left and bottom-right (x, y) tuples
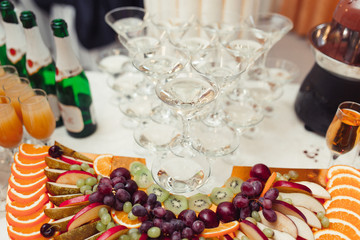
(0, 65), (18, 96)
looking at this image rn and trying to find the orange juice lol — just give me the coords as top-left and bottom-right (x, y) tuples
(0, 73), (19, 96)
(0, 100), (23, 148)
(21, 95), (55, 140)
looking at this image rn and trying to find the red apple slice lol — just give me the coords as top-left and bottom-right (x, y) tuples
(97, 225), (129, 240)
(272, 200), (307, 222)
(296, 206), (322, 229)
(56, 170), (95, 185)
(287, 215), (314, 240)
(259, 210), (298, 238)
(59, 194), (90, 207)
(295, 181), (331, 199)
(273, 181), (312, 195)
(279, 192), (326, 214)
(257, 222), (296, 240)
(67, 203), (110, 231)
(239, 219), (268, 240)
(61, 155), (94, 168)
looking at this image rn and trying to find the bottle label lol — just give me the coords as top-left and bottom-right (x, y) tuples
(3, 22), (26, 64)
(48, 94), (61, 122)
(59, 102), (84, 133)
(27, 56), (52, 76)
(56, 66), (82, 82)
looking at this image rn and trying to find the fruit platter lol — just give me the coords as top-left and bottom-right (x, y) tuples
(5, 142), (360, 240)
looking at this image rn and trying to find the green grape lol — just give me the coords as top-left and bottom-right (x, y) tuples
(129, 230), (141, 240)
(233, 238), (240, 240)
(128, 228), (139, 235)
(241, 236), (249, 240)
(123, 202), (132, 213)
(199, 237), (206, 240)
(276, 194), (283, 201)
(128, 211), (137, 221)
(263, 228), (274, 238)
(147, 227), (161, 238)
(85, 177), (97, 186)
(81, 163), (90, 171)
(97, 175), (103, 181)
(120, 235), (131, 240)
(76, 179), (85, 188)
(245, 217), (257, 225)
(317, 211), (325, 220)
(107, 221), (116, 230)
(80, 185), (91, 193)
(288, 170), (299, 180)
(96, 221), (106, 232)
(87, 168), (95, 175)
(70, 164), (81, 170)
(275, 172), (282, 180)
(282, 198), (293, 205)
(251, 211), (261, 222)
(84, 189), (93, 195)
(101, 213), (112, 225)
(282, 173), (290, 180)
(321, 216), (330, 228)
(93, 184), (98, 192)
(98, 207), (109, 218)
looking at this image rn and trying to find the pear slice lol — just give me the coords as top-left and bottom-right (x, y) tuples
(46, 182), (80, 196)
(44, 204), (87, 219)
(44, 168), (67, 181)
(55, 141), (94, 163)
(49, 193), (84, 206)
(45, 156), (71, 170)
(54, 220), (99, 240)
(48, 215), (74, 232)
(84, 231), (104, 240)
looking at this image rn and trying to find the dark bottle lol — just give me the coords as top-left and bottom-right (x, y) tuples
(0, 0), (27, 76)
(20, 11), (63, 127)
(51, 19), (97, 138)
(0, 21), (10, 65)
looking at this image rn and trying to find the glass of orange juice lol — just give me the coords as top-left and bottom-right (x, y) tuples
(19, 89), (56, 145)
(0, 65), (18, 96)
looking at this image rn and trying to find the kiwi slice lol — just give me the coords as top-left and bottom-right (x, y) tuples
(129, 161), (146, 176)
(225, 176), (244, 194)
(210, 187), (234, 205)
(133, 168), (154, 188)
(147, 184), (170, 202)
(164, 194), (188, 215)
(188, 193), (212, 212)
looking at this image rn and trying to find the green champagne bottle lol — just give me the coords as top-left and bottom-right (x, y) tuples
(0, 1), (27, 76)
(20, 11), (63, 127)
(0, 20), (10, 65)
(51, 19), (97, 138)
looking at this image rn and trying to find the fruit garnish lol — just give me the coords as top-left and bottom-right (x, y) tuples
(200, 220), (239, 238)
(327, 165), (360, 180)
(260, 171), (277, 197)
(313, 229), (352, 240)
(19, 143), (49, 160)
(328, 218), (360, 239)
(93, 154), (113, 177)
(111, 209), (142, 228)
(327, 173), (360, 189)
(13, 152), (47, 169)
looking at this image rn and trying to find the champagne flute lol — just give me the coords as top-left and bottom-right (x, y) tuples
(0, 65), (18, 96)
(325, 101), (360, 166)
(19, 89), (56, 145)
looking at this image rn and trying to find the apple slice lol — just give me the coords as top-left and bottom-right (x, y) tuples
(259, 210), (298, 238)
(257, 222), (296, 240)
(60, 155), (94, 168)
(272, 200), (307, 222)
(55, 141), (94, 162)
(273, 181), (312, 195)
(56, 170), (95, 185)
(96, 225), (129, 240)
(44, 167), (67, 181)
(235, 230), (247, 238)
(239, 219), (268, 240)
(296, 206), (322, 229)
(279, 192), (326, 214)
(59, 194), (90, 207)
(46, 182), (80, 195)
(44, 204), (87, 219)
(287, 215), (314, 240)
(67, 203), (110, 231)
(295, 181), (331, 200)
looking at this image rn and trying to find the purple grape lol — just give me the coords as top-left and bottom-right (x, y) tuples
(132, 204), (148, 217)
(139, 221), (154, 234)
(181, 227), (193, 239)
(110, 167), (131, 180)
(232, 195), (249, 209)
(250, 180), (263, 197)
(154, 201), (162, 208)
(114, 183), (125, 191)
(178, 209), (197, 227)
(103, 194), (115, 207)
(153, 218), (163, 227)
(144, 203), (153, 212)
(138, 215), (149, 222)
(114, 199), (124, 211)
(241, 182), (256, 197)
(191, 220), (205, 234)
(262, 199), (272, 209)
(163, 210), (176, 222)
(40, 223), (56, 238)
(216, 202), (239, 223)
(153, 207), (166, 218)
(132, 190), (148, 205)
(249, 163), (271, 182)
(115, 188), (131, 202)
(161, 221), (175, 235)
(48, 145), (63, 158)
(249, 200), (261, 211)
(89, 191), (104, 203)
(239, 206), (251, 220)
(198, 209), (219, 228)
(263, 208), (277, 222)
(147, 193), (157, 205)
(170, 231), (181, 240)
(170, 219), (185, 231)
(124, 179), (138, 194)
(97, 183), (113, 195)
(112, 176), (127, 185)
(99, 177), (113, 186)
(264, 188), (279, 201)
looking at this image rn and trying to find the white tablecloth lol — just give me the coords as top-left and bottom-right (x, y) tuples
(1, 71), (348, 239)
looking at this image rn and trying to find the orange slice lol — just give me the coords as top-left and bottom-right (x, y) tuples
(6, 201), (53, 228)
(7, 217), (53, 240)
(11, 162), (45, 180)
(111, 208), (141, 228)
(314, 229), (352, 240)
(8, 174), (47, 192)
(324, 196), (360, 216)
(13, 152), (47, 169)
(328, 218), (360, 240)
(18, 143), (49, 160)
(327, 165), (360, 180)
(199, 221), (240, 238)
(326, 208), (360, 229)
(94, 154), (113, 177)
(327, 185), (360, 200)
(6, 192), (49, 216)
(7, 184), (47, 203)
(327, 173), (360, 189)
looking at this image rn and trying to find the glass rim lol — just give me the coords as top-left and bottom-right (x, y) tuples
(2, 76), (30, 92)
(105, 6), (147, 25)
(0, 95), (11, 104)
(338, 101), (360, 118)
(18, 88), (47, 105)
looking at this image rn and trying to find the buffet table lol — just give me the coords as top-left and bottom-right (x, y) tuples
(0, 71), (354, 239)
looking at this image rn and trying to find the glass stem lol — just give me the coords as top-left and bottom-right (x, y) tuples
(181, 115), (191, 147)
